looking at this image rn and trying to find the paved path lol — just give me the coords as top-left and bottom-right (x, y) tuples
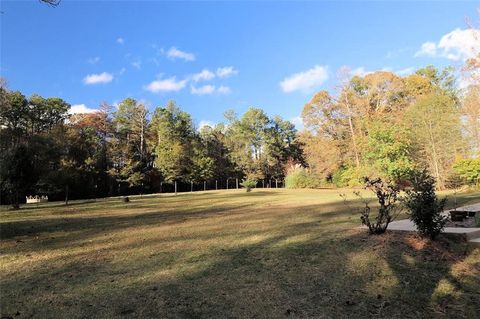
(388, 203), (480, 247)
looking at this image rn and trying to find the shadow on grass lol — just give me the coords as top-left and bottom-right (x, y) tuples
(1, 195), (479, 318)
(1, 224), (478, 318)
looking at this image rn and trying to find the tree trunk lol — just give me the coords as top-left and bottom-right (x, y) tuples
(344, 93), (361, 168)
(65, 184), (69, 205)
(12, 190), (19, 209)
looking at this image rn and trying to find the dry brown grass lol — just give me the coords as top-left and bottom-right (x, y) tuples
(1, 189), (479, 318)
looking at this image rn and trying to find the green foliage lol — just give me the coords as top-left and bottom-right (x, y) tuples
(331, 165), (366, 187)
(453, 158), (480, 187)
(151, 101), (196, 183)
(0, 143), (38, 208)
(225, 107), (302, 182)
(240, 179), (257, 192)
(363, 122), (415, 181)
(404, 91), (463, 189)
(403, 170), (448, 239)
(285, 166), (324, 189)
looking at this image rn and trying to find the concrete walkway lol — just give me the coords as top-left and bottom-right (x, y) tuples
(388, 203), (480, 247)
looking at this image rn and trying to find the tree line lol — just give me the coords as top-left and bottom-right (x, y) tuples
(1, 61), (479, 207)
(0, 87), (303, 207)
(298, 65), (479, 190)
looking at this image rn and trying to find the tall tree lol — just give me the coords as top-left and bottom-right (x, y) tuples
(150, 101), (195, 184)
(405, 91), (463, 189)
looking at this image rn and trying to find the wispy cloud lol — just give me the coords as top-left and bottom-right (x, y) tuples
(340, 65), (414, 78)
(415, 42), (437, 58)
(350, 66), (371, 77)
(280, 65), (329, 93)
(145, 76), (187, 93)
(415, 28), (480, 61)
(395, 67), (414, 76)
(69, 104), (97, 114)
(131, 60), (142, 70)
(191, 84), (216, 95)
(190, 84), (232, 95)
(166, 47), (195, 61)
(191, 69), (215, 82)
(117, 37), (125, 44)
(216, 66), (238, 78)
(87, 56), (100, 64)
(217, 85), (231, 94)
(83, 72), (114, 85)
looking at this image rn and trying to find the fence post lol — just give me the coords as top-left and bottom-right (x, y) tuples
(276, 179), (278, 188)
(215, 180), (218, 190)
(175, 181), (177, 195)
(226, 179), (229, 190)
(236, 178), (239, 189)
(204, 181), (206, 191)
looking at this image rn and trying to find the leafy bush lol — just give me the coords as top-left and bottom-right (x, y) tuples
(332, 165), (370, 187)
(403, 170), (447, 239)
(285, 166), (324, 189)
(363, 123), (415, 182)
(240, 179), (257, 192)
(453, 157), (480, 187)
(355, 177), (401, 235)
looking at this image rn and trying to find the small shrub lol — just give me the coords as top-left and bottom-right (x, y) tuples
(354, 177), (401, 235)
(403, 170), (447, 240)
(332, 165), (368, 187)
(285, 166), (324, 189)
(240, 179), (257, 192)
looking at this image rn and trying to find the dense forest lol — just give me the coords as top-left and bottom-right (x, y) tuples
(1, 62), (479, 207)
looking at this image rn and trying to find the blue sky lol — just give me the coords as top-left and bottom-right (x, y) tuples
(1, 1), (478, 128)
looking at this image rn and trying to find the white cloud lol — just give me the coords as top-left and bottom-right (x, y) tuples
(415, 42), (437, 57)
(190, 84), (232, 95)
(341, 65), (413, 78)
(396, 67), (414, 76)
(191, 69), (215, 82)
(415, 28), (480, 61)
(119, 67), (126, 75)
(166, 47), (195, 61)
(145, 76), (187, 93)
(69, 104), (97, 115)
(131, 60), (142, 69)
(217, 85), (231, 94)
(350, 66), (371, 77)
(83, 72), (114, 85)
(280, 65), (329, 93)
(290, 116), (304, 130)
(117, 37), (125, 44)
(87, 56), (100, 64)
(216, 66), (238, 78)
(198, 120), (215, 130)
(191, 84), (216, 95)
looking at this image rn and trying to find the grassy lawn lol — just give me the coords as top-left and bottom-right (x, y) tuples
(1, 189), (479, 318)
